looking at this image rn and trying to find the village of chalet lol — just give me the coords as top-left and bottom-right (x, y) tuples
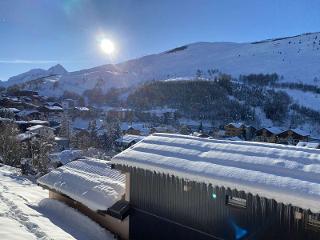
(1, 88), (320, 239)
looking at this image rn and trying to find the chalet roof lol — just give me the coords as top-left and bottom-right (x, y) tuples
(17, 109), (39, 117)
(16, 132), (38, 142)
(27, 124), (54, 131)
(112, 133), (320, 213)
(257, 127), (284, 135)
(226, 122), (244, 128)
(29, 120), (49, 125)
(116, 134), (145, 144)
(1, 107), (20, 113)
(37, 158), (125, 211)
(289, 128), (310, 137)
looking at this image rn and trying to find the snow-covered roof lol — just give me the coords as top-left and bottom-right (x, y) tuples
(17, 109), (39, 117)
(112, 133), (320, 213)
(120, 122), (150, 135)
(49, 149), (83, 165)
(289, 128), (310, 137)
(37, 158), (125, 211)
(29, 120), (49, 125)
(45, 106), (63, 111)
(260, 127), (284, 135)
(226, 122), (244, 128)
(16, 132), (38, 141)
(116, 134), (145, 144)
(1, 107), (20, 113)
(27, 124), (54, 131)
(75, 106), (89, 111)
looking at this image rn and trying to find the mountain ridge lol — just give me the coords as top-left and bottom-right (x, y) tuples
(3, 31), (320, 96)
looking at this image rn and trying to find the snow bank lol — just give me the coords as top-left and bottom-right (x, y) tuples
(112, 133), (320, 213)
(0, 164), (113, 239)
(38, 199), (113, 240)
(37, 158), (125, 211)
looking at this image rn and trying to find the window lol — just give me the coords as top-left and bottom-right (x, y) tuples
(226, 196), (247, 208)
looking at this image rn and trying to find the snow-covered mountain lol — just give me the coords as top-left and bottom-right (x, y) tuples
(4, 32), (320, 95)
(1, 64), (67, 87)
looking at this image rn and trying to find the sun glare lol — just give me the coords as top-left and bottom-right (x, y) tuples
(100, 38), (115, 55)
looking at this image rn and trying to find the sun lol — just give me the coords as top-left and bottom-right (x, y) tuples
(100, 38), (115, 55)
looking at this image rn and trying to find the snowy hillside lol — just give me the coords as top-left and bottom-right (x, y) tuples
(56, 32), (320, 93)
(0, 164), (113, 240)
(3, 32), (320, 96)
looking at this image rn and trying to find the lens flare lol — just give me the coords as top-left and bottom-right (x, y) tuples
(100, 38), (115, 55)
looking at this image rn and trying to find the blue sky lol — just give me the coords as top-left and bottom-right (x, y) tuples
(0, 0), (320, 80)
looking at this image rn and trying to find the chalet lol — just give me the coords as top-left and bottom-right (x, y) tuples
(38, 105), (63, 121)
(254, 127), (283, 143)
(150, 125), (177, 134)
(37, 158), (128, 239)
(0, 97), (24, 109)
(26, 125), (55, 137)
(224, 122), (245, 137)
(17, 109), (41, 120)
(120, 123), (150, 136)
(13, 90), (38, 97)
(277, 129), (310, 145)
(111, 133), (320, 240)
(115, 134), (145, 150)
(244, 125), (257, 140)
(15, 120), (30, 132)
(54, 137), (70, 151)
(107, 108), (134, 121)
(62, 99), (75, 109)
(0, 117), (13, 126)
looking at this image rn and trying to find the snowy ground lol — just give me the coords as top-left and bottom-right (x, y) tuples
(0, 164), (114, 240)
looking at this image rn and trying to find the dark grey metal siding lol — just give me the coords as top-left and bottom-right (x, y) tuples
(117, 165), (319, 240)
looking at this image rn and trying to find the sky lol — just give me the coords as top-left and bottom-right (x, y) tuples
(0, 0), (320, 81)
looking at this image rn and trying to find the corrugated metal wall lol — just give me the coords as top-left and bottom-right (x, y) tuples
(118, 166), (319, 240)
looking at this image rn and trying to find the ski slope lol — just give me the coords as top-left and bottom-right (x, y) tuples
(0, 164), (113, 240)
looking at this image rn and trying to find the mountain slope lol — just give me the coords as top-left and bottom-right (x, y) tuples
(4, 32), (320, 95)
(2, 64), (67, 87)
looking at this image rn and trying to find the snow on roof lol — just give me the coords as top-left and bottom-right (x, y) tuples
(120, 122), (150, 135)
(261, 127), (284, 135)
(27, 124), (45, 131)
(290, 128), (310, 137)
(37, 158), (125, 211)
(75, 106), (89, 111)
(226, 122), (244, 128)
(116, 134), (145, 144)
(112, 133), (320, 213)
(17, 109), (39, 116)
(16, 132), (38, 141)
(47, 106), (63, 111)
(49, 149), (83, 165)
(1, 107), (20, 113)
(27, 124), (54, 131)
(29, 120), (49, 125)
